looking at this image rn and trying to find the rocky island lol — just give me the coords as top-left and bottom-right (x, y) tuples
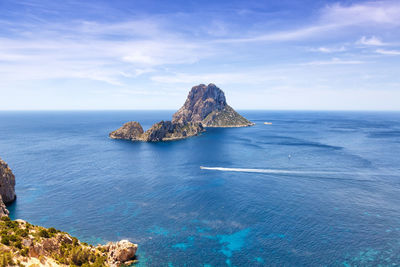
(0, 157), (138, 266)
(110, 83), (254, 142)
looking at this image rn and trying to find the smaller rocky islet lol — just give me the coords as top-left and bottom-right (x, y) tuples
(109, 83), (254, 142)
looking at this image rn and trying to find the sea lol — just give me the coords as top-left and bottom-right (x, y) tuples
(0, 110), (399, 266)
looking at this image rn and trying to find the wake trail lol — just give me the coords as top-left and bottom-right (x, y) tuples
(199, 166), (386, 177)
(200, 166), (337, 175)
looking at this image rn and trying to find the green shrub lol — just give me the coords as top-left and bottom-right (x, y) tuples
(15, 240), (22, 249)
(0, 217), (10, 222)
(1, 235), (10, 245)
(21, 247), (29, 257)
(0, 252), (14, 266)
(48, 227), (57, 234)
(72, 237), (79, 246)
(38, 229), (50, 238)
(9, 234), (17, 242)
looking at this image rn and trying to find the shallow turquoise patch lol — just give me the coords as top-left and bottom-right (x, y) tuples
(254, 257), (264, 263)
(217, 228), (251, 259)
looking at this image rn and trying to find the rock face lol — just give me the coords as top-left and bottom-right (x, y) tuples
(141, 121), (204, 141)
(1, 218), (139, 267)
(109, 121), (144, 140)
(0, 158), (16, 217)
(0, 158), (16, 204)
(172, 83), (254, 127)
(0, 195), (9, 217)
(110, 120), (204, 142)
(101, 240), (138, 267)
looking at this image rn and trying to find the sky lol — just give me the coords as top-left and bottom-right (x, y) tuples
(0, 0), (399, 110)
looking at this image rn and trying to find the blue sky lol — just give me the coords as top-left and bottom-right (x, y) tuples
(0, 0), (399, 110)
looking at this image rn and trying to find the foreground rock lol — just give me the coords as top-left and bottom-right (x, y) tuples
(100, 240), (138, 267)
(0, 217), (138, 266)
(110, 83), (253, 142)
(172, 83), (254, 127)
(0, 157), (138, 266)
(0, 196), (8, 217)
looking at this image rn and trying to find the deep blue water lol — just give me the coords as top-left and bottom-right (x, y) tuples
(1, 111), (400, 266)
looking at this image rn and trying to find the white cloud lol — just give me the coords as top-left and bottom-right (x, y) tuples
(151, 71), (287, 85)
(376, 49), (400, 55)
(0, 20), (215, 85)
(321, 1), (400, 25)
(358, 36), (385, 46)
(301, 58), (364, 66)
(216, 1), (400, 44)
(310, 46), (346, 53)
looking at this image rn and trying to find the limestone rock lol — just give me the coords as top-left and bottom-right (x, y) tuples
(109, 121), (144, 140)
(0, 158), (16, 204)
(101, 240), (138, 267)
(0, 195), (9, 217)
(202, 105), (254, 127)
(142, 121), (204, 142)
(172, 83), (254, 127)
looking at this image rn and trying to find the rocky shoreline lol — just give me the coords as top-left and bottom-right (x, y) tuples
(0, 157), (138, 266)
(110, 83), (254, 142)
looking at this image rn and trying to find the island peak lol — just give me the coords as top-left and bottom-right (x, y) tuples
(110, 83), (253, 142)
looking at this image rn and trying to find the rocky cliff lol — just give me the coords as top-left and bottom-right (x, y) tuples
(0, 158), (138, 266)
(0, 196), (8, 217)
(110, 120), (204, 142)
(172, 83), (254, 127)
(0, 158), (16, 217)
(0, 158), (16, 204)
(0, 217), (138, 266)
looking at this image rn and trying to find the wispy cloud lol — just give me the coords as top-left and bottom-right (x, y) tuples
(375, 49), (400, 55)
(0, 19), (216, 85)
(310, 46), (346, 53)
(301, 58), (364, 66)
(358, 36), (386, 46)
(215, 1), (400, 44)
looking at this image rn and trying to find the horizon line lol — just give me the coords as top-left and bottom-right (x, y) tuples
(0, 109), (399, 112)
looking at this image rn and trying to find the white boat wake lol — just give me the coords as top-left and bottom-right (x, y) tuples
(199, 166), (346, 175)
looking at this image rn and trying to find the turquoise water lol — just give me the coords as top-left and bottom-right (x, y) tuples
(1, 111), (400, 266)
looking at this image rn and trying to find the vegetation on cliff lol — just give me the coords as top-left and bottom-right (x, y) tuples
(0, 216), (138, 266)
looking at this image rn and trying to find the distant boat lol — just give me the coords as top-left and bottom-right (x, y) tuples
(264, 122), (272, 125)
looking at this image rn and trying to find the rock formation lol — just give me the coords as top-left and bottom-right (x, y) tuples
(0, 196), (9, 217)
(100, 240), (138, 267)
(110, 120), (204, 142)
(109, 121), (144, 140)
(0, 158), (16, 204)
(110, 83), (253, 142)
(141, 121), (204, 141)
(0, 158), (16, 217)
(172, 83), (254, 127)
(0, 218), (138, 266)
